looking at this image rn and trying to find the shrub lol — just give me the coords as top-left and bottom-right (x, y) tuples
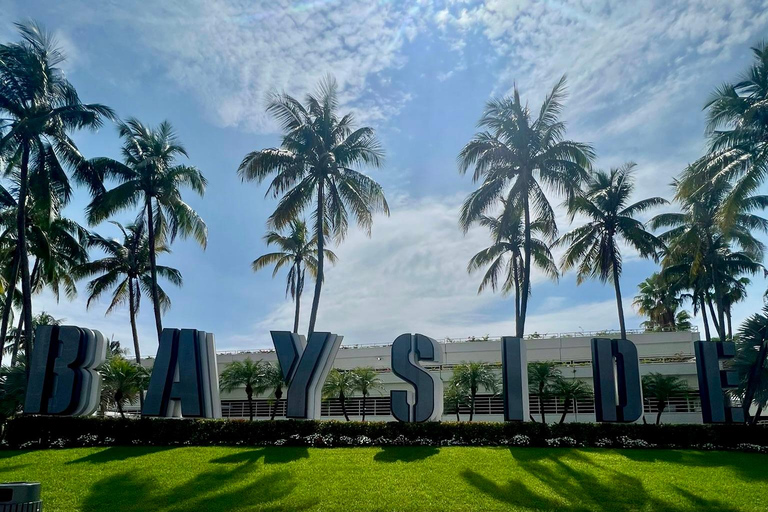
(3, 416), (768, 452)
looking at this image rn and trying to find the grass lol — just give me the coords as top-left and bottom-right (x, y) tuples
(0, 446), (766, 511)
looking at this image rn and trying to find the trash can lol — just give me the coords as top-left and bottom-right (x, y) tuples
(0, 482), (42, 511)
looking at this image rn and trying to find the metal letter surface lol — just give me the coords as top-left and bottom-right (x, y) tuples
(390, 333), (443, 422)
(695, 341), (744, 423)
(502, 337), (529, 422)
(143, 328), (221, 418)
(271, 331), (343, 419)
(591, 338), (643, 422)
(24, 325), (106, 416)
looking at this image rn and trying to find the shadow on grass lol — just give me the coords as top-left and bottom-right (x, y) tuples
(618, 449), (768, 482)
(373, 446), (439, 463)
(211, 447), (309, 465)
(463, 448), (743, 512)
(67, 446), (177, 465)
(81, 465), (314, 512)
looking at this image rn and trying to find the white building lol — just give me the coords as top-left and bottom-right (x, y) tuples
(211, 329), (703, 424)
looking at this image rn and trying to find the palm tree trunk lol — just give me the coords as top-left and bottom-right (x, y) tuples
(10, 312), (23, 366)
(145, 197), (163, 340)
(456, 408), (461, 422)
(307, 181), (325, 337)
(540, 384), (547, 424)
(751, 405), (763, 425)
(559, 399), (570, 424)
(726, 309), (733, 341)
(701, 297), (712, 342)
(518, 192), (532, 338)
(469, 389), (476, 422)
(361, 393), (367, 422)
(512, 255), (521, 330)
(17, 143), (33, 377)
(247, 390), (254, 421)
(0, 248), (20, 367)
(710, 262), (727, 341)
(656, 402), (666, 425)
(340, 392), (350, 421)
(293, 264), (302, 334)
(707, 299), (721, 337)
(128, 279), (144, 409)
(271, 386), (282, 420)
(611, 252), (627, 339)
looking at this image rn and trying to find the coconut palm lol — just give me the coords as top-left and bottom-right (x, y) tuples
(732, 306), (768, 424)
(99, 356), (150, 418)
(467, 204), (558, 328)
(641, 373), (689, 424)
(73, 222), (182, 367)
(528, 361), (561, 423)
(322, 368), (356, 421)
(351, 367), (383, 421)
(724, 277), (750, 340)
(238, 76), (388, 336)
(0, 21), (113, 354)
(557, 165), (666, 339)
(551, 377), (592, 424)
(262, 363), (287, 421)
(458, 76), (594, 337)
(219, 358), (269, 421)
(85, 119), (207, 340)
(634, 273), (685, 331)
(451, 361), (501, 422)
(252, 220), (337, 333)
(674, 311), (693, 332)
(679, 41), (768, 226)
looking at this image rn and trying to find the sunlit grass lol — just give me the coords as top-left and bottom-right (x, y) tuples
(0, 446), (766, 511)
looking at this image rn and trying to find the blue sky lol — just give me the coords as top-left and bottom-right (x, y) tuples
(4, 0), (768, 354)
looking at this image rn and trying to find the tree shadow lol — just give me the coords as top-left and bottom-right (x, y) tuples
(618, 449), (768, 482)
(210, 447), (309, 466)
(0, 463), (29, 473)
(463, 449), (744, 512)
(81, 466), (312, 512)
(373, 446), (439, 463)
(67, 446), (177, 465)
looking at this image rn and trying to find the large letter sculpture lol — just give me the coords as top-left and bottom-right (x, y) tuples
(695, 341), (744, 423)
(591, 338), (643, 422)
(390, 333), (443, 422)
(271, 331), (343, 419)
(502, 336), (529, 421)
(24, 325), (106, 416)
(143, 328), (221, 418)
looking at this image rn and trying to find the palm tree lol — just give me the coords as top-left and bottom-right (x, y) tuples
(641, 373), (689, 424)
(557, 165), (666, 339)
(238, 76), (389, 336)
(444, 381), (468, 422)
(679, 41), (768, 226)
(651, 180), (766, 341)
(219, 358), (268, 421)
(0, 362), (26, 420)
(674, 310), (693, 331)
(450, 361), (501, 422)
(551, 377), (592, 424)
(0, 22), (113, 354)
(252, 220), (337, 333)
(351, 367), (383, 421)
(73, 222), (182, 367)
(633, 273), (684, 331)
(724, 277), (750, 340)
(322, 368), (356, 421)
(732, 306), (768, 424)
(85, 119), (207, 340)
(99, 356), (150, 418)
(467, 204), (558, 328)
(458, 76), (594, 337)
(528, 361), (561, 423)
(262, 363), (287, 420)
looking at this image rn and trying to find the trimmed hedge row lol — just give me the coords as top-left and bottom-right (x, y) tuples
(4, 416), (768, 450)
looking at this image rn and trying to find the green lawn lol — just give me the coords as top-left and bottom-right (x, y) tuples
(0, 446), (766, 511)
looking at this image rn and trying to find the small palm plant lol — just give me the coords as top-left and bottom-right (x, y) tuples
(641, 373), (689, 425)
(219, 359), (269, 421)
(351, 367), (383, 421)
(0, 362), (27, 420)
(252, 220), (337, 333)
(322, 369), (356, 421)
(528, 361), (561, 423)
(99, 356), (150, 418)
(451, 362), (501, 422)
(552, 378), (592, 424)
(557, 164), (666, 339)
(444, 382), (468, 422)
(262, 363), (287, 420)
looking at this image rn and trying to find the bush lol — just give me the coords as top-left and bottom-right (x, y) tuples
(3, 416), (767, 452)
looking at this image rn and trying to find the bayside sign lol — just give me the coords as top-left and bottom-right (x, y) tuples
(23, 326), (744, 424)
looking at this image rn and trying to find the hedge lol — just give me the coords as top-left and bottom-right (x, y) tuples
(4, 416), (768, 451)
